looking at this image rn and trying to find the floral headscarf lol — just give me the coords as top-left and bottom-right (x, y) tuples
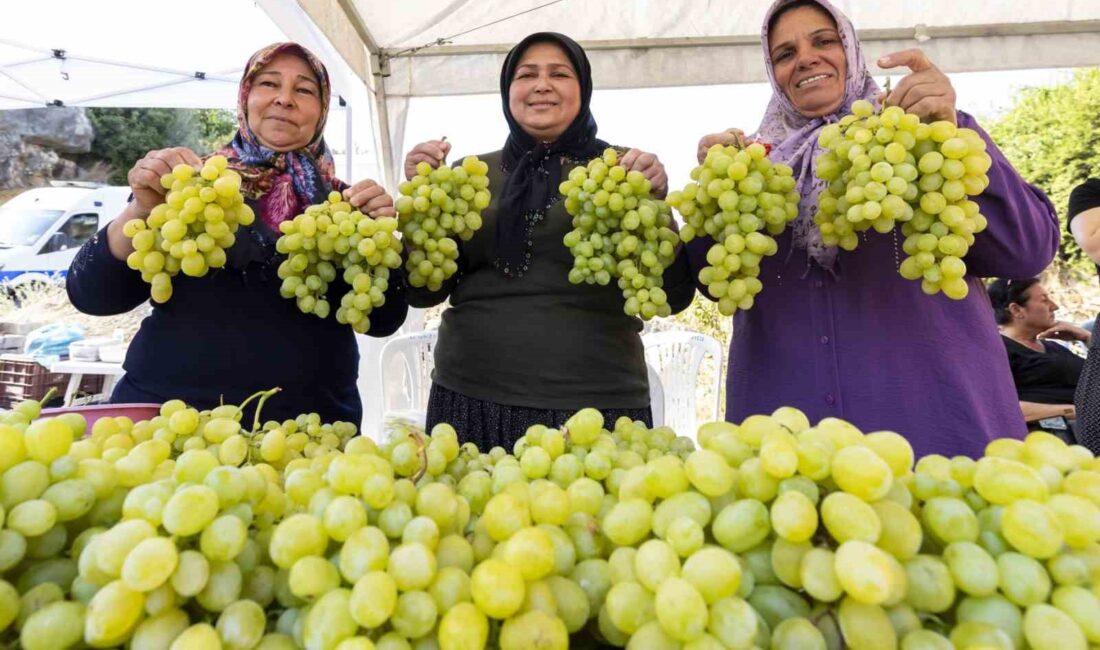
(754, 0), (880, 271)
(214, 42), (344, 230)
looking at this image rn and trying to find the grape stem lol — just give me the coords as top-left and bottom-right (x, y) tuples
(440, 135), (449, 165)
(409, 429), (429, 482)
(810, 609), (847, 649)
(251, 387), (283, 433)
(724, 129), (748, 150)
(234, 388), (274, 422)
(39, 386), (58, 407)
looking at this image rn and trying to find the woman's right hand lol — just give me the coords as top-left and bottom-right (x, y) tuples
(126, 147), (203, 217)
(106, 147), (202, 261)
(696, 129), (746, 165)
(404, 140), (452, 180)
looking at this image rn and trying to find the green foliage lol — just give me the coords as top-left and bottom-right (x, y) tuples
(987, 68), (1100, 270)
(196, 109), (237, 153)
(85, 108), (237, 185)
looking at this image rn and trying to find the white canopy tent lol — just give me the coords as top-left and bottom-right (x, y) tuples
(307, 0), (1100, 187)
(0, 0), (384, 182)
(4, 0), (1100, 191)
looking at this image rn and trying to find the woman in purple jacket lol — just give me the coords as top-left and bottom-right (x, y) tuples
(691, 0), (1059, 458)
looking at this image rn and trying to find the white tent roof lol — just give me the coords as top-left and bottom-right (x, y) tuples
(0, 1), (292, 109)
(308, 0), (1100, 185)
(364, 0), (1100, 48)
(354, 0), (1100, 94)
(4, 0), (1100, 187)
(0, 0), (386, 182)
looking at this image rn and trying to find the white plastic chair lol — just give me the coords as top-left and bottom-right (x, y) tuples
(378, 329), (438, 438)
(647, 361), (665, 427)
(643, 330), (724, 441)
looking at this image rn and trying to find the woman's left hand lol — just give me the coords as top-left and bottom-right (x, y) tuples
(1038, 321), (1092, 345)
(876, 48), (957, 125)
(619, 148), (668, 199)
(343, 179), (396, 218)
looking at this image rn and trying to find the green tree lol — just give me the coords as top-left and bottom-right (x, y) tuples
(85, 108), (237, 184)
(987, 68), (1100, 269)
(196, 109), (237, 152)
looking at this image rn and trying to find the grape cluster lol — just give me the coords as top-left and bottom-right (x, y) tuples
(559, 148), (680, 320)
(815, 100), (993, 300)
(4, 381), (1100, 649)
(395, 157), (490, 292)
(123, 156), (253, 303)
(667, 143), (799, 316)
(275, 192), (403, 334)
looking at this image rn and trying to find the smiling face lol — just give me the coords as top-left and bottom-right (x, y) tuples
(768, 4), (848, 118)
(507, 41), (582, 142)
(245, 52), (323, 152)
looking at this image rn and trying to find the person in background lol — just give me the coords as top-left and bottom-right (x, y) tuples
(1069, 178), (1100, 450)
(988, 278), (1088, 441)
(689, 0), (1060, 458)
(67, 42), (407, 426)
(402, 32), (696, 450)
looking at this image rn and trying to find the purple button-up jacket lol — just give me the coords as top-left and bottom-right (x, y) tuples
(688, 112), (1060, 459)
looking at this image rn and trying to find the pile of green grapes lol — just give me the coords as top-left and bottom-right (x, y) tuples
(123, 156), (253, 303)
(667, 143), (799, 317)
(3, 384), (1099, 649)
(275, 192), (403, 334)
(560, 148), (680, 321)
(814, 100), (993, 300)
(395, 157), (491, 292)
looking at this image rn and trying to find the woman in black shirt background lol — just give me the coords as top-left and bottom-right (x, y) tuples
(988, 277), (1089, 438)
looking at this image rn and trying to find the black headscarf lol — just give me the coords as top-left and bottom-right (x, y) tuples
(495, 32), (608, 277)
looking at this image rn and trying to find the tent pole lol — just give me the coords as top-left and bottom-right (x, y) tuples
(345, 98), (353, 181)
(373, 66), (397, 192)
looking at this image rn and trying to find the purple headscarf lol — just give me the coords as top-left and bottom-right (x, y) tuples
(754, 0), (879, 270)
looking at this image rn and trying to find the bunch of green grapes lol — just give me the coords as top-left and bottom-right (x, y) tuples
(559, 148), (680, 320)
(667, 142), (799, 316)
(275, 191), (403, 334)
(815, 99), (993, 299)
(6, 372), (1100, 650)
(249, 412), (359, 470)
(122, 155), (252, 304)
(395, 156), (490, 291)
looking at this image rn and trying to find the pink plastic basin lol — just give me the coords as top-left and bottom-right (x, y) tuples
(42, 403), (162, 430)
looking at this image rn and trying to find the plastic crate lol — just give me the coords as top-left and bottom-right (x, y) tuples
(0, 355), (104, 408)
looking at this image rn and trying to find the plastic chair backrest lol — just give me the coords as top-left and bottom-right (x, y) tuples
(647, 361), (664, 427)
(379, 329), (439, 414)
(642, 330), (724, 441)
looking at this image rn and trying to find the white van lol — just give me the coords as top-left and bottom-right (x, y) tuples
(0, 183), (131, 289)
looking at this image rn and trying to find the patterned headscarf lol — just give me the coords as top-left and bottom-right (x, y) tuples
(214, 42), (344, 230)
(754, 0), (879, 270)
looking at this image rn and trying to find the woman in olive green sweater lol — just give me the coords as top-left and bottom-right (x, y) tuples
(403, 32), (696, 449)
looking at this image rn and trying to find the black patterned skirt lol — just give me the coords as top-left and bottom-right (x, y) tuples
(426, 383), (652, 452)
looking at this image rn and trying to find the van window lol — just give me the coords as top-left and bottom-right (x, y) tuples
(0, 208), (64, 248)
(40, 213), (99, 254)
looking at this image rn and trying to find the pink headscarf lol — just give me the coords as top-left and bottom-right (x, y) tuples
(754, 0), (880, 270)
